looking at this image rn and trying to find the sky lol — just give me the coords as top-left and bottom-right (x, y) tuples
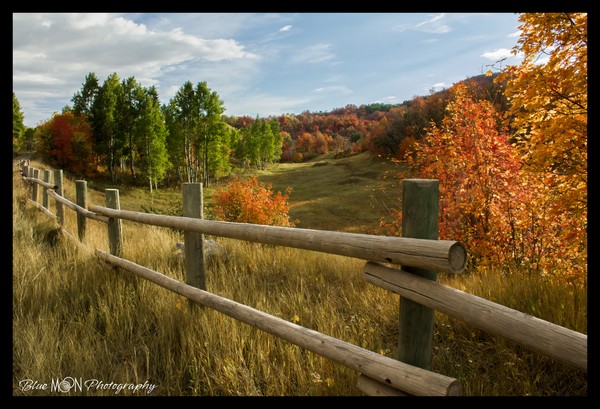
(13, 12), (524, 128)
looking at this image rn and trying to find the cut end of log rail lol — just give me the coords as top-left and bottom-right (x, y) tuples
(449, 242), (467, 274)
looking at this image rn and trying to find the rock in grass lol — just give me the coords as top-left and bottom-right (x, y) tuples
(175, 239), (226, 260)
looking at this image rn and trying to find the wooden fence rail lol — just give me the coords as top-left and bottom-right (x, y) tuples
(23, 176), (57, 190)
(87, 205), (467, 274)
(95, 249), (461, 396)
(15, 161), (588, 396)
(363, 262), (587, 371)
(47, 189), (110, 223)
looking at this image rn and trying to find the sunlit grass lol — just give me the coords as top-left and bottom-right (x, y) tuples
(12, 157), (586, 396)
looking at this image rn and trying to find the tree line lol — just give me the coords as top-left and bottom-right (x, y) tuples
(13, 74), (286, 190)
(15, 72), (499, 187)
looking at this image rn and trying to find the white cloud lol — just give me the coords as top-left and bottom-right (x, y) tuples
(12, 50), (47, 66)
(279, 25), (292, 32)
(534, 54), (551, 66)
(13, 12), (261, 127)
(392, 13), (451, 34)
(12, 72), (65, 86)
(415, 13), (451, 34)
(481, 48), (514, 61)
(373, 96), (400, 104)
(429, 82), (447, 92)
(141, 13), (290, 39)
(13, 14), (258, 76)
(65, 13), (113, 30)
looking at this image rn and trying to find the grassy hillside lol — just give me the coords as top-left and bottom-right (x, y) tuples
(72, 152), (402, 235)
(12, 154), (587, 396)
(253, 153), (401, 233)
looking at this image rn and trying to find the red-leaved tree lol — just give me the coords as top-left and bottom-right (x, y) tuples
(386, 83), (527, 269)
(385, 81), (585, 286)
(36, 111), (95, 177)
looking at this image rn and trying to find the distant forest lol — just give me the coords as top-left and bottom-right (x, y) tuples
(13, 72), (506, 188)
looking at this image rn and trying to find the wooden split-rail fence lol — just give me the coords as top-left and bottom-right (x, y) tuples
(16, 160), (587, 396)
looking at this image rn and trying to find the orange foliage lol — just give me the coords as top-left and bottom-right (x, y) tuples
(212, 176), (295, 227)
(402, 83), (523, 268)
(292, 152), (304, 163)
(295, 132), (314, 153)
(384, 79), (586, 286)
(396, 136), (417, 161)
(496, 13), (587, 286)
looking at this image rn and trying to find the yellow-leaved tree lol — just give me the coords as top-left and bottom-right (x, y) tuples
(496, 12), (587, 285)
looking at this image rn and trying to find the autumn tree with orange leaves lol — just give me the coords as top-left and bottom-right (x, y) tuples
(387, 13), (586, 286)
(392, 83), (526, 270)
(497, 12), (587, 285)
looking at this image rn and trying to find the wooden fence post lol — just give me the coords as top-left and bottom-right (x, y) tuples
(22, 165), (30, 188)
(31, 168), (39, 203)
(182, 183), (206, 296)
(54, 169), (64, 226)
(106, 189), (123, 257)
(398, 179), (439, 370)
(76, 180), (87, 242)
(42, 170), (51, 209)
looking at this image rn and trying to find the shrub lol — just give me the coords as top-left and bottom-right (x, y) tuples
(213, 176), (295, 227)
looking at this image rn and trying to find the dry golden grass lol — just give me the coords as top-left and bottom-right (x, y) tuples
(12, 156), (587, 396)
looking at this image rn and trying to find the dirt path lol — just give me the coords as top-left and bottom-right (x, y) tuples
(13, 151), (34, 173)
(14, 151), (33, 162)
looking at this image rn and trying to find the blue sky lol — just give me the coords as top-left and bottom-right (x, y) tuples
(13, 13), (524, 128)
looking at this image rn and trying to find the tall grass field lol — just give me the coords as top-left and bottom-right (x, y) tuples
(12, 153), (587, 396)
